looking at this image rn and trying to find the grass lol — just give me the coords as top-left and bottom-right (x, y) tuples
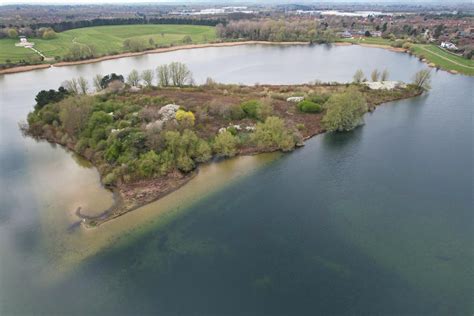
(0, 24), (216, 64)
(410, 44), (474, 76)
(341, 37), (474, 76)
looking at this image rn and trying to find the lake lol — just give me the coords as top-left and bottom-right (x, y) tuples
(0, 44), (472, 315)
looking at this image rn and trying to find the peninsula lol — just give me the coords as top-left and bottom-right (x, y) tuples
(24, 64), (426, 227)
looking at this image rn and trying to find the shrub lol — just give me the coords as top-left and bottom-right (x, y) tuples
(308, 93), (330, 104)
(251, 116), (295, 151)
(137, 150), (160, 177)
(103, 172), (117, 186)
(213, 131), (238, 157)
(241, 100), (261, 119)
(297, 100), (323, 113)
(42, 29), (57, 40)
(321, 88), (368, 132)
(175, 109), (195, 126)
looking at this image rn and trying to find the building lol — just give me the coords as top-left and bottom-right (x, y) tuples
(440, 42), (458, 50)
(339, 30), (353, 38)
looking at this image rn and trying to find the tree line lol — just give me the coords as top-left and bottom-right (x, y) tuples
(13, 17), (225, 34)
(216, 19), (336, 43)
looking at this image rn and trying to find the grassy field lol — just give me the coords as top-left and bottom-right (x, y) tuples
(340, 37), (474, 76)
(410, 45), (474, 76)
(0, 24), (216, 64)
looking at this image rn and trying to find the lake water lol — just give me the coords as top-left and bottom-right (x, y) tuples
(0, 44), (472, 315)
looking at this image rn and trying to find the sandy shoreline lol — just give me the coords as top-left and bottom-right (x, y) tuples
(0, 63), (51, 75)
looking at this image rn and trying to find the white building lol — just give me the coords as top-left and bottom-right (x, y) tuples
(440, 42), (458, 50)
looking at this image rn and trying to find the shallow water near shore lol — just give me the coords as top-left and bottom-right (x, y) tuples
(0, 44), (472, 315)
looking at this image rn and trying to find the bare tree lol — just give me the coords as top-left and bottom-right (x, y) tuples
(169, 62), (193, 86)
(141, 69), (154, 87)
(413, 69), (432, 91)
(156, 64), (170, 87)
(381, 69), (390, 81)
(93, 74), (103, 91)
(63, 78), (79, 94)
(77, 76), (89, 94)
(353, 69), (365, 84)
(371, 69), (381, 82)
(127, 69), (140, 87)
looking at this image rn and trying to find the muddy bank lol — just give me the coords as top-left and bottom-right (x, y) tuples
(0, 64), (51, 75)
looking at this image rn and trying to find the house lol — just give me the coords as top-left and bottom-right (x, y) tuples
(440, 42), (458, 50)
(339, 30), (353, 38)
(372, 31), (382, 37)
(15, 36), (34, 48)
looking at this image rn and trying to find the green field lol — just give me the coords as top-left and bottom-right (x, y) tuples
(410, 45), (474, 76)
(340, 37), (474, 76)
(0, 24), (216, 64)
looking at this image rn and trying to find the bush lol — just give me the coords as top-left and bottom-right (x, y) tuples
(103, 172), (117, 186)
(175, 109), (195, 126)
(297, 100), (323, 113)
(308, 93), (330, 104)
(213, 131), (238, 157)
(251, 116), (295, 151)
(321, 88), (368, 132)
(42, 29), (57, 40)
(241, 100), (262, 119)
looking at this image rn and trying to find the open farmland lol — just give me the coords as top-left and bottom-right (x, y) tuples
(0, 24), (216, 63)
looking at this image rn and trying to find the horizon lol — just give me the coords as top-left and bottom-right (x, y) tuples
(2, 0), (474, 5)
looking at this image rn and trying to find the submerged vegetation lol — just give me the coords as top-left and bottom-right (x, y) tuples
(25, 63), (423, 225)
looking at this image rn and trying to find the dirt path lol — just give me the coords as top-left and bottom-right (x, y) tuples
(418, 46), (474, 70)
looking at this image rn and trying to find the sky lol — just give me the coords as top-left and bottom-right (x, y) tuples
(2, 0), (472, 4)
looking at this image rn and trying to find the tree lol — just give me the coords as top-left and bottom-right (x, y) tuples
(59, 96), (93, 136)
(7, 28), (18, 38)
(381, 69), (390, 81)
(251, 116), (295, 151)
(169, 62), (193, 86)
(137, 150), (160, 177)
(127, 69), (140, 86)
(93, 74), (103, 91)
(321, 88), (368, 132)
(100, 73), (124, 89)
(141, 69), (154, 86)
(213, 130), (238, 157)
(63, 78), (79, 94)
(182, 35), (192, 44)
(353, 69), (365, 84)
(412, 69), (432, 91)
(156, 64), (170, 87)
(42, 29), (57, 40)
(365, 31), (372, 37)
(123, 38), (147, 52)
(34, 87), (69, 110)
(77, 76), (89, 94)
(370, 69), (380, 82)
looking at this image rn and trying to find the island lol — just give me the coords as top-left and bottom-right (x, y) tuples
(24, 63), (427, 227)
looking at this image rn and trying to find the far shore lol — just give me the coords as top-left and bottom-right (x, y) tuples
(1, 40), (463, 76)
(0, 40), (408, 76)
(0, 41), (309, 75)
